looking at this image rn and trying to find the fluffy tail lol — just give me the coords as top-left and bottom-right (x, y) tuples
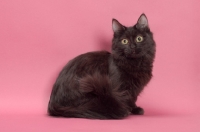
(48, 73), (131, 119)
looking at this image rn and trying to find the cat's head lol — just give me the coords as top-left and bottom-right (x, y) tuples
(112, 14), (155, 59)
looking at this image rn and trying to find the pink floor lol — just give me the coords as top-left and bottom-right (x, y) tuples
(1, 0), (200, 132)
(1, 114), (199, 132)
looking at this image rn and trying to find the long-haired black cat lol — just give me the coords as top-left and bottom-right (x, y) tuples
(48, 14), (156, 119)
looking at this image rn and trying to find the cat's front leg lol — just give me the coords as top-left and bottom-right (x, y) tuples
(131, 106), (144, 115)
(130, 98), (144, 115)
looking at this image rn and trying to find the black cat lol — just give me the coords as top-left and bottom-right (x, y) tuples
(48, 14), (156, 119)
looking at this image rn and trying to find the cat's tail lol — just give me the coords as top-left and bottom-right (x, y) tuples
(48, 72), (131, 119)
(48, 102), (106, 119)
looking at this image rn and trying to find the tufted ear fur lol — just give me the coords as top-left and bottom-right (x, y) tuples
(136, 14), (148, 29)
(112, 19), (125, 33)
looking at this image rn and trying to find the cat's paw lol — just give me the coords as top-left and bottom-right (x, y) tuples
(131, 107), (144, 115)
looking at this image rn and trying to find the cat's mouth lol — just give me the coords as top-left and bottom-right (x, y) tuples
(125, 48), (143, 58)
(135, 48), (142, 54)
(132, 50), (136, 54)
(132, 48), (142, 55)
(123, 48), (143, 58)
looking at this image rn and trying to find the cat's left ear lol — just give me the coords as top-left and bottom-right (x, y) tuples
(112, 19), (125, 33)
(136, 14), (149, 29)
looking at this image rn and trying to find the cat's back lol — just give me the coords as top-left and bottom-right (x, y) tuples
(61, 51), (111, 77)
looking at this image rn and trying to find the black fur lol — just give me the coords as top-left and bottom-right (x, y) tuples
(48, 14), (156, 119)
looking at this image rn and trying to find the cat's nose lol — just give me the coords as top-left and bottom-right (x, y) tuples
(130, 44), (135, 49)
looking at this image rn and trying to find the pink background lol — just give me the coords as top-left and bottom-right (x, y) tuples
(0, 0), (200, 132)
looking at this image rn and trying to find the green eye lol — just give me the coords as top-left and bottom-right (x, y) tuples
(121, 39), (129, 44)
(135, 36), (144, 42)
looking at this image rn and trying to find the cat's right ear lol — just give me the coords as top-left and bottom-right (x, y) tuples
(112, 19), (125, 33)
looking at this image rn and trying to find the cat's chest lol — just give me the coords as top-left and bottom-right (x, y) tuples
(110, 57), (152, 87)
(120, 69), (149, 81)
(116, 71), (150, 98)
(118, 59), (152, 80)
(118, 66), (152, 90)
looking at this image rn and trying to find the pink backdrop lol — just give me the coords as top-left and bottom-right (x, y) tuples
(0, 0), (200, 132)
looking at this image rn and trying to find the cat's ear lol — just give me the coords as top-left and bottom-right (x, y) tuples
(136, 14), (148, 29)
(112, 19), (125, 33)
